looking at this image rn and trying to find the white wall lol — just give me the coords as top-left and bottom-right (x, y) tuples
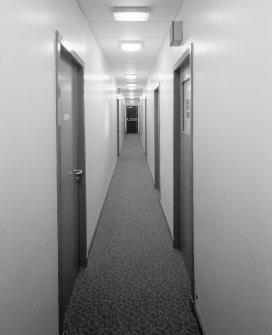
(145, 0), (272, 334)
(0, 1), (117, 334)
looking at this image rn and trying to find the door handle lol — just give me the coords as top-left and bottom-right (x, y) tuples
(69, 169), (83, 182)
(69, 169), (83, 175)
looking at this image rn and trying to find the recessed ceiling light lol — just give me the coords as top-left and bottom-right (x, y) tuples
(121, 42), (142, 52)
(113, 7), (149, 21)
(128, 87), (136, 90)
(127, 84), (136, 87)
(126, 74), (137, 80)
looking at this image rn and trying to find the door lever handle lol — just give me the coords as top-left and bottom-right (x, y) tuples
(69, 169), (83, 175)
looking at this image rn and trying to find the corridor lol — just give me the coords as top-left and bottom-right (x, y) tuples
(2, 0), (272, 334)
(63, 135), (199, 334)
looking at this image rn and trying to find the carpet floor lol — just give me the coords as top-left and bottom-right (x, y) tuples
(63, 134), (199, 335)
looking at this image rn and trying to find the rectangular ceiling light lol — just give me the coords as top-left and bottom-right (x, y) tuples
(113, 7), (149, 21)
(121, 42), (142, 52)
(126, 74), (137, 80)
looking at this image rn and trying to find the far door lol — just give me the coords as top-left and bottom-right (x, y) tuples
(56, 33), (87, 331)
(126, 106), (138, 133)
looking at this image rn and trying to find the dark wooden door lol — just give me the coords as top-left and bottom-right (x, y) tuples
(117, 100), (120, 156)
(179, 64), (193, 285)
(154, 88), (160, 190)
(58, 52), (81, 315)
(145, 98), (147, 156)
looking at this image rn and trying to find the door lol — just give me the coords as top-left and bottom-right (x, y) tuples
(145, 98), (147, 156)
(59, 49), (80, 317)
(180, 65), (193, 284)
(154, 88), (160, 190)
(126, 106), (138, 133)
(56, 33), (87, 331)
(173, 47), (194, 300)
(117, 100), (120, 156)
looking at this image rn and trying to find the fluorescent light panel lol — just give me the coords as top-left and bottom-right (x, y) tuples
(126, 74), (137, 80)
(113, 7), (149, 21)
(121, 42), (142, 52)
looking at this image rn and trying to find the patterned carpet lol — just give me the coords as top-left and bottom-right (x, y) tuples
(63, 134), (199, 335)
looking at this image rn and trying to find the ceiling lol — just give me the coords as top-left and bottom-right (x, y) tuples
(76, 0), (183, 102)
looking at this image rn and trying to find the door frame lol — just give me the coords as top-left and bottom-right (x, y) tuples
(154, 86), (160, 190)
(55, 31), (87, 332)
(173, 44), (195, 299)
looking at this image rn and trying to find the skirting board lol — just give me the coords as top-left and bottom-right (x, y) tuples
(190, 297), (207, 335)
(159, 200), (174, 243)
(159, 200), (205, 334)
(86, 162), (117, 258)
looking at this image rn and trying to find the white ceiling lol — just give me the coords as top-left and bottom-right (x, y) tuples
(77, 0), (183, 100)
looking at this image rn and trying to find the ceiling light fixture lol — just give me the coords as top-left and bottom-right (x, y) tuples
(113, 7), (149, 22)
(128, 87), (136, 90)
(127, 84), (136, 87)
(126, 74), (137, 80)
(121, 42), (142, 52)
